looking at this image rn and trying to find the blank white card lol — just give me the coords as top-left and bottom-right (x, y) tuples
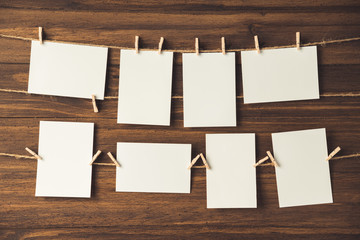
(272, 128), (333, 208)
(116, 143), (191, 193)
(241, 46), (319, 104)
(206, 134), (257, 208)
(118, 50), (173, 126)
(35, 121), (94, 198)
(28, 41), (108, 99)
(183, 53), (236, 127)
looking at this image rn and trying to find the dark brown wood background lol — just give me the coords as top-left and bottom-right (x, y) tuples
(0, 1), (359, 239)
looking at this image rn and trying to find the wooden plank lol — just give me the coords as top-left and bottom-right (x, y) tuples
(0, 0), (359, 238)
(1, 0), (360, 11)
(0, 226), (359, 240)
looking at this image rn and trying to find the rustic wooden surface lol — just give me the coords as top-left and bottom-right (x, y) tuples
(0, 1), (359, 239)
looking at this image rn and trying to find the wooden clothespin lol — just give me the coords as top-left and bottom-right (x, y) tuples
(135, 36), (139, 54)
(199, 153), (210, 169)
(221, 37), (226, 55)
(253, 156), (270, 167)
(25, 147), (42, 160)
(38, 27), (43, 44)
(89, 150), (102, 165)
(107, 152), (121, 167)
(89, 150), (120, 167)
(188, 154), (200, 169)
(254, 35), (260, 53)
(266, 151), (279, 167)
(158, 37), (164, 54)
(326, 146), (341, 161)
(195, 38), (199, 56)
(187, 153), (210, 169)
(91, 94), (98, 113)
(296, 32), (301, 50)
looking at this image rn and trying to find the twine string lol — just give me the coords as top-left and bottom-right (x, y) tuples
(0, 33), (359, 53)
(0, 152), (359, 162)
(0, 153), (36, 159)
(0, 88), (359, 99)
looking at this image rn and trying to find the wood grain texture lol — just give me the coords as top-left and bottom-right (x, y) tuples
(0, 1), (359, 239)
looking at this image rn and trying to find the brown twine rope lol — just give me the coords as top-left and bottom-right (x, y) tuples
(255, 153), (360, 167)
(0, 153), (115, 165)
(255, 152), (360, 167)
(0, 89), (359, 99)
(0, 33), (360, 53)
(0, 153), (36, 159)
(0, 152), (359, 163)
(332, 153), (360, 160)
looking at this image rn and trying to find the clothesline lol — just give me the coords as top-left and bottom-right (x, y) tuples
(0, 152), (358, 164)
(0, 33), (360, 53)
(0, 88), (359, 99)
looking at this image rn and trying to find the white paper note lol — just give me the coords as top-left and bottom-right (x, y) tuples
(272, 128), (333, 208)
(35, 121), (94, 198)
(183, 53), (237, 127)
(117, 50), (173, 126)
(28, 41), (108, 99)
(206, 134), (257, 208)
(241, 46), (319, 104)
(116, 142), (191, 193)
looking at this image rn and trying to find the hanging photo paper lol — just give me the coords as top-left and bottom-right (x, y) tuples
(117, 50), (173, 126)
(28, 41), (108, 99)
(35, 121), (94, 198)
(272, 128), (333, 208)
(116, 142), (191, 193)
(241, 46), (319, 104)
(183, 52), (237, 127)
(206, 133), (257, 208)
